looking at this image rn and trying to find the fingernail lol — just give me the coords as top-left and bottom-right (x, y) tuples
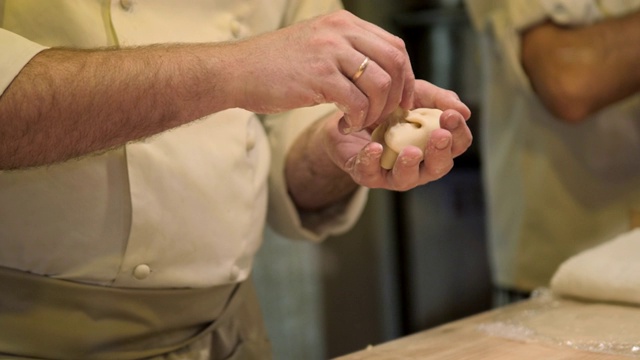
(435, 137), (451, 150)
(365, 143), (382, 158)
(358, 145), (380, 166)
(400, 154), (422, 166)
(445, 113), (460, 130)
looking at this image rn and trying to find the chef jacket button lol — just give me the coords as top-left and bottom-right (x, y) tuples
(120, 0), (134, 11)
(246, 137), (255, 151)
(246, 130), (256, 151)
(230, 19), (242, 38)
(229, 265), (241, 281)
(133, 264), (151, 280)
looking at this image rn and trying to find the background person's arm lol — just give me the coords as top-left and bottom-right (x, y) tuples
(521, 10), (640, 123)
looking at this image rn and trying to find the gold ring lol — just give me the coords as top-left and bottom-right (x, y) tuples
(352, 56), (369, 82)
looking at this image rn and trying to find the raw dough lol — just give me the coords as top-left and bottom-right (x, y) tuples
(371, 107), (442, 169)
(550, 228), (640, 306)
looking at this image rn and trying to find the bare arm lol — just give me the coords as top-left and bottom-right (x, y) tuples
(521, 11), (640, 123)
(0, 44), (237, 169)
(0, 10), (416, 170)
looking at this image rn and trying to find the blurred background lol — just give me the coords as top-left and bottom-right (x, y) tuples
(253, 0), (491, 358)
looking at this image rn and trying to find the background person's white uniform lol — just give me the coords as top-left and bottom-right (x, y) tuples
(465, 0), (640, 297)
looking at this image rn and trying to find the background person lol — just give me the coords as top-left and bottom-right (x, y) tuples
(465, 0), (640, 305)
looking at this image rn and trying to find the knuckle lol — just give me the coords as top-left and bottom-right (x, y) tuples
(445, 89), (460, 100)
(311, 35), (340, 51)
(324, 10), (352, 27)
(374, 74), (392, 93)
(465, 134), (474, 149)
(385, 48), (408, 72)
(405, 65), (416, 81)
(467, 131), (473, 148)
(310, 59), (334, 77)
(391, 35), (407, 52)
(337, 9), (354, 18)
(437, 162), (454, 177)
(352, 93), (369, 112)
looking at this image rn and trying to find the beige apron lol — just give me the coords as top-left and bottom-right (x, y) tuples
(0, 266), (272, 360)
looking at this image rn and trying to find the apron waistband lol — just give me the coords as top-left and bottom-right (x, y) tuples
(0, 266), (246, 360)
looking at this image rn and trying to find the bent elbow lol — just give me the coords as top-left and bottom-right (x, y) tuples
(545, 100), (592, 124)
(537, 75), (597, 124)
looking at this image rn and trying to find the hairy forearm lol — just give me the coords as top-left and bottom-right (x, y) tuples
(285, 114), (358, 211)
(0, 43), (236, 169)
(521, 11), (640, 123)
(0, 9), (428, 170)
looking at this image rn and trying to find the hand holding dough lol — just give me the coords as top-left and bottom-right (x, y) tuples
(371, 107), (442, 169)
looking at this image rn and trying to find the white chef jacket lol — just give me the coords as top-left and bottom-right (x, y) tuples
(465, 0), (640, 291)
(0, 0), (368, 289)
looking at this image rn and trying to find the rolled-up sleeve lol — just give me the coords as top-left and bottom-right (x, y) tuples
(262, 105), (368, 242)
(0, 29), (47, 95)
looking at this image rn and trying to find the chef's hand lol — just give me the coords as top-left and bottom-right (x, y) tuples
(227, 9), (414, 131)
(325, 80), (472, 191)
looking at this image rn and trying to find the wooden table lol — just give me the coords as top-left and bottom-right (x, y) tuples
(335, 297), (637, 360)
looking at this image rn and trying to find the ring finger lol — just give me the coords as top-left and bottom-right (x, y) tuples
(342, 54), (392, 128)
